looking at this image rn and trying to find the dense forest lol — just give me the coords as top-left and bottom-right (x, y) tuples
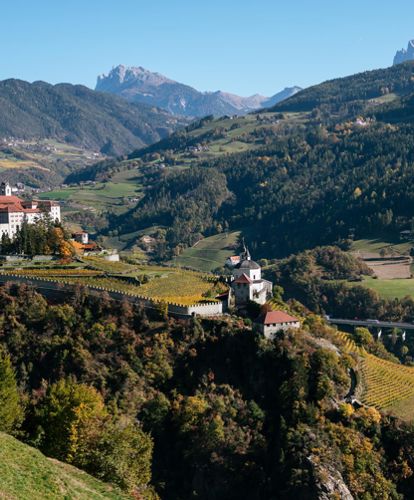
(271, 61), (414, 114)
(1, 284), (414, 498)
(0, 79), (185, 155)
(104, 120), (414, 259)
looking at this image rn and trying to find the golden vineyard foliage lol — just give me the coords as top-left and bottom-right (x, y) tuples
(0, 266), (225, 306)
(336, 331), (414, 419)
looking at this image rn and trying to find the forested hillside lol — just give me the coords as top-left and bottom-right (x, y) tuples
(2, 283), (414, 498)
(0, 79), (185, 155)
(59, 61), (414, 260)
(271, 61), (414, 113)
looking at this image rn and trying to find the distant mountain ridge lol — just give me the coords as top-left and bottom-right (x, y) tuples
(96, 65), (301, 117)
(0, 79), (185, 156)
(394, 40), (414, 65)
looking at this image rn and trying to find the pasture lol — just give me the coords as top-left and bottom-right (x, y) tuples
(362, 277), (414, 299)
(172, 231), (240, 272)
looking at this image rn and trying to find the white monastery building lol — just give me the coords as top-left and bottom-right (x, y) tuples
(231, 244), (273, 306)
(255, 310), (300, 339)
(0, 182), (61, 239)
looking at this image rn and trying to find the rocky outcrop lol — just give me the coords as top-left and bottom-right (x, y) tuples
(308, 455), (354, 500)
(96, 65), (301, 117)
(394, 40), (414, 65)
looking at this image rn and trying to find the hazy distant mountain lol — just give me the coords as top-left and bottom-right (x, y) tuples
(394, 40), (414, 65)
(96, 65), (301, 117)
(0, 79), (185, 155)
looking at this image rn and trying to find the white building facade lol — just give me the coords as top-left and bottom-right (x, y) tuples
(231, 246), (273, 307)
(255, 311), (301, 339)
(0, 182), (61, 239)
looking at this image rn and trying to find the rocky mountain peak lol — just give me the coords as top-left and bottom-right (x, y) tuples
(97, 65), (173, 92)
(96, 65), (301, 117)
(393, 39), (414, 65)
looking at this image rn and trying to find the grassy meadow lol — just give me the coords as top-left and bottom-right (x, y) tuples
(0, 433), (126, 500)
(352, 237), (413, 256)
(361, 276), (414, 299)
(172, 231), (240, 272)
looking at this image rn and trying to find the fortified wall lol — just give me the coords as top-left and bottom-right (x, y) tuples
(0, 274), (224, 318)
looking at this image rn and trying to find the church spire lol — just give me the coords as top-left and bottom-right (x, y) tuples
(241, 238), (251, 261)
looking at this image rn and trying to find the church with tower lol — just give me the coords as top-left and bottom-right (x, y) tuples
(230, 243), (273, 307)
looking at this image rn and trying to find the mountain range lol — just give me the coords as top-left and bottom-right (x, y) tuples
(0, 79), (185, 155)
(96, 65), (301, 117)
(394, 39), (414, 65)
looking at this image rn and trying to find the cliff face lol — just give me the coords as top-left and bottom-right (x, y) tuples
(308, 455), (354, 500)
(394, 40), (414, 65)
(96, 65), (301, 117)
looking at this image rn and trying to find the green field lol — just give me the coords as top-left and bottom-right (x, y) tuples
(38, 159), (145, 216)
(172, 231), (241, 272)
(362, 276), (414, 299)
(0, 432), (126, 499)
(352, 237), (413, 255)
(39, 181), (141, 212)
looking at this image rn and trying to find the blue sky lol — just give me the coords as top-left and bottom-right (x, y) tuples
(1, 0), (414, 96)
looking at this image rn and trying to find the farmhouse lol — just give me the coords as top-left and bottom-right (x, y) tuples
(255, 310), (300, 339)
(231, 244), (273, 307)
(0, 182), (61, 239)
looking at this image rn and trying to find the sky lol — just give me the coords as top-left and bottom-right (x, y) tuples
(1, 0), (414, 97)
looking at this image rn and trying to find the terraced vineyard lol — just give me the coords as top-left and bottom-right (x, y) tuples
(0, 262), (226, 307)
(335, 331), (414, 420)
(358, 356), (414, 418)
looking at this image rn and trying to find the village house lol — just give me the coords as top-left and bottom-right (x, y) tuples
(231, 244), (273, 307)
(0, 182), (61, 239)
(225, 255), (241, 267)
(72, 231), (89, 245)
(255, 310), (300, 339)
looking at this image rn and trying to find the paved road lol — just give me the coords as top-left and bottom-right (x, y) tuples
(327, 318), (414, 330)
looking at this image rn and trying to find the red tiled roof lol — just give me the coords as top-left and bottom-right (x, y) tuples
(0, 195), (57, 215)
(0, 204), (24, 212)
(262, 311), (299, 325)
(0, 195), (22, 204)
(234, 273), (253, 284)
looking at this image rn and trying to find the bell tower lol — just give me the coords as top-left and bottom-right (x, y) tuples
(0, 182), (12, 196)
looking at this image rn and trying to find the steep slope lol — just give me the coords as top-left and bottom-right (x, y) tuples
(96, 65), (301, 117)
(0, 432), (127, 499)
(0, 79), (185, 156)
(271, 61), (414, 113)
